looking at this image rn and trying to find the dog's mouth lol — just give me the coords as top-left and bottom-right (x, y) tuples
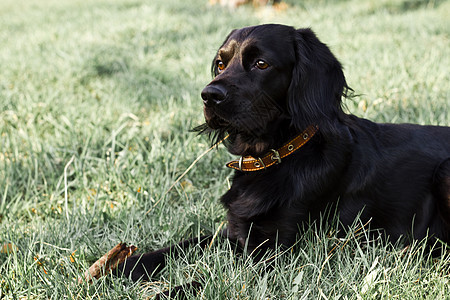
(191, 106), (231, 146)
(197, 101), (290, 156)
(205, 113), (229, 130)
(203, 106), (232, 130)
(199, 117), (272, 157)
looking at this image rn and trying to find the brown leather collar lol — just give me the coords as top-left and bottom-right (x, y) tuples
(226, 125), (318, 172)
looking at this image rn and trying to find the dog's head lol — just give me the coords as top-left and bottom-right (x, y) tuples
(199, 24), (349, 156)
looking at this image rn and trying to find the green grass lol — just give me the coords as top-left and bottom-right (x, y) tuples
(0, 0), (449, 298)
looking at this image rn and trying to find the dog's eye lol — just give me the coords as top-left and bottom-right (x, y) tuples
(217, 61), (226, 72)
(256, 60), (269, 69)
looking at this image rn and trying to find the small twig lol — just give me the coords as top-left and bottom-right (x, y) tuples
(37, 241), (72, 252)
(317, 253), (333, 285)
(338, 218), (373, 252)
(209, 221), (225, 249)
(245, 239), (269, 265)
(64, 155), (75, 222)
(145, 135), (228, 215)
(262, 245), (294, 264)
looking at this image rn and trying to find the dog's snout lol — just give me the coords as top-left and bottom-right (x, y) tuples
(201, 85), (227, 106)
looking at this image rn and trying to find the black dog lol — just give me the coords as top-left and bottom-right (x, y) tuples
(119, 24), (449, 288)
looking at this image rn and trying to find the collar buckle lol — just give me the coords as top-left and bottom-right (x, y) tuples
(225, 125), (318, 172)
(270, 149), (281, 164)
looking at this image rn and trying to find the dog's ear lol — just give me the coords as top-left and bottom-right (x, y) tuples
(287, 28), (348, 136)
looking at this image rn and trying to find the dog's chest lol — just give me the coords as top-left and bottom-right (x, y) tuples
(220, 173), (309, 250)
(220, 163), (345, 250)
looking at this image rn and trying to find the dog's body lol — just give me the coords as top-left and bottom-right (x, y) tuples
(120, 24), (449, 286)
(223, 121), (449, 252)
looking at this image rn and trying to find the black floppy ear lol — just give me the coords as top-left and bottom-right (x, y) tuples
(287, 28), (348, 136)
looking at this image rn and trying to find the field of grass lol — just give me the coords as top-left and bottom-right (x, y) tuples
(0, 0), (449, 298)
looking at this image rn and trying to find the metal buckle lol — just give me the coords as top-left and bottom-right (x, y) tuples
(238, 156), (243, 171)
(270, 149), (281, 164)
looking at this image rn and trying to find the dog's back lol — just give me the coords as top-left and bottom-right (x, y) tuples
(336, 120), (450, 243)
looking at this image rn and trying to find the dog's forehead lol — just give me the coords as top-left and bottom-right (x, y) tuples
(219, 25), (294, 59)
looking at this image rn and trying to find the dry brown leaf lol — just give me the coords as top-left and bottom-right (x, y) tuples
(1, 243), (18, 254)
(80, 242), (137, 284)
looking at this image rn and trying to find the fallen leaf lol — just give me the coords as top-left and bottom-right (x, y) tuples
(1, 243), (18, 254)
(80, 242), (137, 284)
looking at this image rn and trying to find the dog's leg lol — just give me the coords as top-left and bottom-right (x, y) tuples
(116, 229), (236, 298)
(117, 230), (236, 298)
(117, 235), (213, 281)
(433, 158), (450, 230)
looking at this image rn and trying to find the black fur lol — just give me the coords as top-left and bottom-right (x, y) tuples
(119, 24), (450, 292)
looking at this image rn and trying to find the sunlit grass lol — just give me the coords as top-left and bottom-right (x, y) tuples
(0, 0), (449, 298)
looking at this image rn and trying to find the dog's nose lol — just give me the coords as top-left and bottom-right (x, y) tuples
(201, 85), (227, 106)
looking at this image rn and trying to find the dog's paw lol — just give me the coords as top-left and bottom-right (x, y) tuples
(115, 254), (148, 281)
(115, 250), (168, 282)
